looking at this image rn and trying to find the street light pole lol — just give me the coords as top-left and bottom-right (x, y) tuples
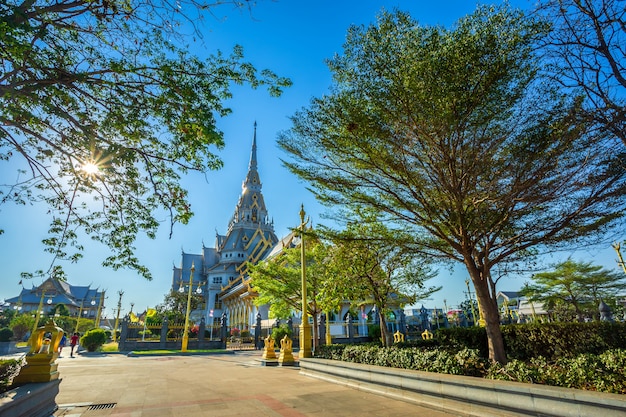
(299, 205), (312, 358)
(31, 290), (49, 336)
(113, 290), (124, 343)
(94, 290), (105, 328)
(74, 299), (85, 334)
(181, 262), (195, 352)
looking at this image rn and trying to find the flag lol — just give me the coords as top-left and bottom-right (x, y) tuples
(129, 312), (139, 323)
(146, 308), (157, 318)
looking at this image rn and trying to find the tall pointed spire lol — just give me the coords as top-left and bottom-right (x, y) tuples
(249, 121), (258, 172)
(243, 122), (261, 192)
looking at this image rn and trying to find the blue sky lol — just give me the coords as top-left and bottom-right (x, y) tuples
(1, 0), (622, 317)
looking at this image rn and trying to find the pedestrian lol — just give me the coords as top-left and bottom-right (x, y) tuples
(58, 333), (67, 356)
(70, 332), (80, 357)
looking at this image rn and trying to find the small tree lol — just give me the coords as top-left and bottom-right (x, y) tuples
(80, 328), (107, 352)
(521, 259), (626, 322)
(271, 324), (293, 344)
(9, 314), (33, 341)
(249, 234), (334, 349)
(324, 211), (439, 347)
(157, 289), (204, 323)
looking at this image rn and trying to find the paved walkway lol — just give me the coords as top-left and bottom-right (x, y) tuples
(47, 351), (460, 417)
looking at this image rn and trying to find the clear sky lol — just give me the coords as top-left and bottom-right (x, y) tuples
(1, 0), (622, 317)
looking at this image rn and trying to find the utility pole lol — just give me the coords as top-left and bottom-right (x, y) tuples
(112, 291), (124, 343)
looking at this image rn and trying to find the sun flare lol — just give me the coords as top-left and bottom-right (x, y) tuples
(82, 161), (100, 175)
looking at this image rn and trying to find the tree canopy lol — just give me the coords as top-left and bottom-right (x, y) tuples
(537, 0), (625, 146)
(248, 232), (334, 348)
(322, 212), (439, 347)
(0, 0), (291, 280)
(521, 259), (626, 322)
(278, 5), (626, 363)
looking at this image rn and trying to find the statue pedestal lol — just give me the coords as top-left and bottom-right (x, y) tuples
(278, 335), (296, 366)
(14, 320), (63, 384)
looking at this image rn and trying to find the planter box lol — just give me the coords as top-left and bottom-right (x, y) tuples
(299, 358), (626, 417)
(0, 379), (60, 417)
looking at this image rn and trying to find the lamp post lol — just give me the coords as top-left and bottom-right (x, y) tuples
(180, 262), (197, 352)
(32, 291), (52, 336)
(74, 298), (95, 333)
(465, 279), (481, 327)
(94, 290), (105, 328)
(299, 205), (312, 358)
(113, 290), (124, 343)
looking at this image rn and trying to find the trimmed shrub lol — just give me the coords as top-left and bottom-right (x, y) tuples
(436, 326), (488, 358)
(271, 324), (292, 343)
(486, 349), (626, 394)
(0, 328), (13, 342)
(501, 322), (626, 361)
(80, 328), (107, 352)
(0, 358), (22, 393)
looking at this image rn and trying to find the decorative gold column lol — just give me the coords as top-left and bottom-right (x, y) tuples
(113, 290), (124, 343)
(299, 205), (312, 358)
(181, 262), (195, 352)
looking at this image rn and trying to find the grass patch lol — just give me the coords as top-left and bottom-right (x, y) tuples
(101, 342), (119, 352)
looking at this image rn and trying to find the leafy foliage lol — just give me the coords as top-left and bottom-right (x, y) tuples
(0, 0), (291, 280)
(0, 328), (13, 342)
(0, 358), (22, 394)
(501, 322), (626, 361)
(156, 289), (204, 323)
(315, 342), (626, 393)
(80, 328), (107, 352)
(521, 259), (626, 322)
(271, 323), (293, 344)
(486, 350), (626, 394)
(322, 211), (439, 347)
(279, 4), (626, 363)
(9, 313), (33, 341)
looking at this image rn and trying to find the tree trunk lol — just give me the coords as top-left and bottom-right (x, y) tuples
(468, 268), (508, 364)
(378, 311), (392, 347)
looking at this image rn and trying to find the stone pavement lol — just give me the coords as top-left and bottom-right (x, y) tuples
(49, 351), (461, 417)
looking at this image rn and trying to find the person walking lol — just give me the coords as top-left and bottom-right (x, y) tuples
(58, 333), (67, 356)
(70, 332), (80, 357)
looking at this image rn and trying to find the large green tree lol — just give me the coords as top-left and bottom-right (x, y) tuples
(521, 259), (626, 321)
(278, 6), (626, 363)
(0, 0), (291, 280)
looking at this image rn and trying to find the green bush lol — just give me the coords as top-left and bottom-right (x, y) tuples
(316, 342), (626, 392)
(0, 328), (13, 342)
(501, 322), (626, 361)
(314, 344), (347, 360)
(0, 359), (22, 394)
(80, 328), (107, 352)
(436, 326), (488, 358)
(436, 322), (626, 361)
(486, 349), (626, 394)
(368, 324), (381, 340)
(271, 324), (292, 343)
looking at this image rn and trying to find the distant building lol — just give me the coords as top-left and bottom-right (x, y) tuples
(171, 124), (409, 334)
(4, 276), (104, 319)
(497, 290), (548, 322)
